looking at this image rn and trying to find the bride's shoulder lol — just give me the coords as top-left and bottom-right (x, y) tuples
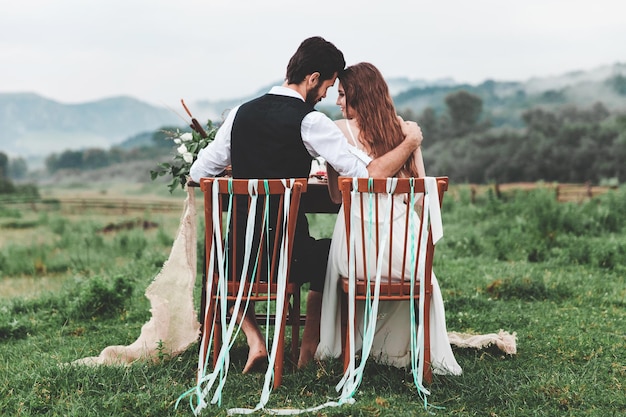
(334, 118), (349, 132)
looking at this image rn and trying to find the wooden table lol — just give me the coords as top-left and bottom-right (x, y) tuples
(300, 177), (340, 213)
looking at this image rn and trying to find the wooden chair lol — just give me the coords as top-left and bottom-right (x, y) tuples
(338, 176), (449, 385)
(199, 177), (307, 389)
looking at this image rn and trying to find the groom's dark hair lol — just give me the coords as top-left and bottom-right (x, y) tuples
(285, 36), (345, 84)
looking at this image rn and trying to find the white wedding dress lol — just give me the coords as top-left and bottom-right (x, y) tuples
(315, 122), (462, 375)
(315, 202), (462, 375)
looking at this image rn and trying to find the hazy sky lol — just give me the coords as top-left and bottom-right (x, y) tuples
(2, 0), (625, 108)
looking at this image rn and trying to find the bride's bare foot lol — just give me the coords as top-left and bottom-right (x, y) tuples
(242, 339), (267, 374)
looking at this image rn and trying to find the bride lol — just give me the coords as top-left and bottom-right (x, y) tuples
(314, 62), (462, 376)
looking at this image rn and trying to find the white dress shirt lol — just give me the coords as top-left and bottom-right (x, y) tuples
(189, 86), (372, 182)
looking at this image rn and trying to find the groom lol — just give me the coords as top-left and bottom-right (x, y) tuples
(189, 36), (422, 371)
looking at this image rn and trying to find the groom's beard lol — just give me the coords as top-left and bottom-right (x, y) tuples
(305, 83), (323, 106)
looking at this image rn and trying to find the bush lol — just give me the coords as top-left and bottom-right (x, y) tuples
(68, 275), (134, 320)
(485, 275), (572, 301)
(0, 308), (32, 340)
(443, 185), (626, 265)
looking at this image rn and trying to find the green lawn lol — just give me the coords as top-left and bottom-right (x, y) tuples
(1, 185), (625, 416)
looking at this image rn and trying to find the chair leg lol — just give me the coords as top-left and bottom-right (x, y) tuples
(212, 309), (221, 369)
(340, 290), (351, 372)
(199, 289), (217, 370)
(273, 295), (291, 389)
(424, 358), (433, 384)
(198, 302), (213, 383)
(290, 291), (300, 367)
(423, 295), (432, 384)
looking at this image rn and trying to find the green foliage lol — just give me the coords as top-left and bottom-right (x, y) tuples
(422, 102), (626, 184)
(150, 121), (218, 193)
(68, 275), (134, 319)
(42, 128), (186, 175)
(438, 185), (626, 268)
(0, 307), (32, 340)
(0, 184), (41, 224)
(0, 177), (15, 193)
(485, 275), (572, 301)
(20, 92), (626, 188)
(0, 211), (172, 279)
(0, 151), (7, 178)
(1, 186), (625, 416)
(444, 90), (485, 135)
(0, 205), (21, 218)
(0, 274), (135, 344)
(606, 74), (626, 95)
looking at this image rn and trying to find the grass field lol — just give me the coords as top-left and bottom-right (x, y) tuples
(1, 183), (625, 416)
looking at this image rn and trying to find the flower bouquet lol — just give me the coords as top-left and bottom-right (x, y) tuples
(150, 101), (217, 193)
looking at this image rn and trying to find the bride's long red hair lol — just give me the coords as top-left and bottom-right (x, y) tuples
(339, 62), (418, 178)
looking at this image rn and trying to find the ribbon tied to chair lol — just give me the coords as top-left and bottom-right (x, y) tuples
(177, 178), (296, 415)
(335, 176), (443, 408)
(178, 177), (444, 415)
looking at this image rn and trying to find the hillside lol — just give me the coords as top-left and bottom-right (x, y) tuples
(191, 76), (459, 122)
(0, 93), (180, 159)
(2, 62), (625, 169)
(392, 62), (626, 127)
(190, 63), (626, 127)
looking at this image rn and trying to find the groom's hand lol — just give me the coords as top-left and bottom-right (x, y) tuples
(397, 116), (423, 149)
(366, 117), (424, 178)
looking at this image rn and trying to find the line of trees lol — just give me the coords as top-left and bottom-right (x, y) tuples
(399, 91), (626, 184)
(43, 128), (176, 174)
(0, 153), (31, 193)
(0, 153), (40, 198)
(0, 153), (28, 180)
(7, 91), (626, 186)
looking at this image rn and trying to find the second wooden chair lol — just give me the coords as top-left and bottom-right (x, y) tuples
(338, 176), (449, 386)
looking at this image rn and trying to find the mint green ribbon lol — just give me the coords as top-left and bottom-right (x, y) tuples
(177, 178), (297, 416)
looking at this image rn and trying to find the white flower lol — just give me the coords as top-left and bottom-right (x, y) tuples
(174, 138), (182, 145)
(180, 132), (193, 142)
(182, 152), (194, 164)
(177, 143), (188, 155)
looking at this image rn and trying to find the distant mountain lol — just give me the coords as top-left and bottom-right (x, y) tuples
(189, 77), (459, 122)
(188, 63), (626, 128)
(0, 93), (180, 160)
(392, 62), (626, 127)
(3, 62), (626, 169)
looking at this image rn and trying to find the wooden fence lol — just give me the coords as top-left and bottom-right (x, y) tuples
(1, 182), (618, 214)
(0, 196), (184, 214)
(468, 182), (615, 203)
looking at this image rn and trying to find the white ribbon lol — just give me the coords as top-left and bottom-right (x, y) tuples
(177, 179), (297, 415)
(180, 177), (444, 415)
(336, 177), (443, 407)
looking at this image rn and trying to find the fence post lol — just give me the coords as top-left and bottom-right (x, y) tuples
(555, 184), (560, 202)
(495, 182), (502, 200)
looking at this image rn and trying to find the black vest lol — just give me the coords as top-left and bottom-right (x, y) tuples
(230, 94), (314, 179)
(227, 94), (317, 279)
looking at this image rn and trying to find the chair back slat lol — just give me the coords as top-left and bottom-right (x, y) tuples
(337, 176), (449, 387)
(200, 178), (306, 292)
(339, 177), (448, 299)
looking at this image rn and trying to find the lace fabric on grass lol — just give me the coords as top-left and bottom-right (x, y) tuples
(72, 187), (201, 366)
